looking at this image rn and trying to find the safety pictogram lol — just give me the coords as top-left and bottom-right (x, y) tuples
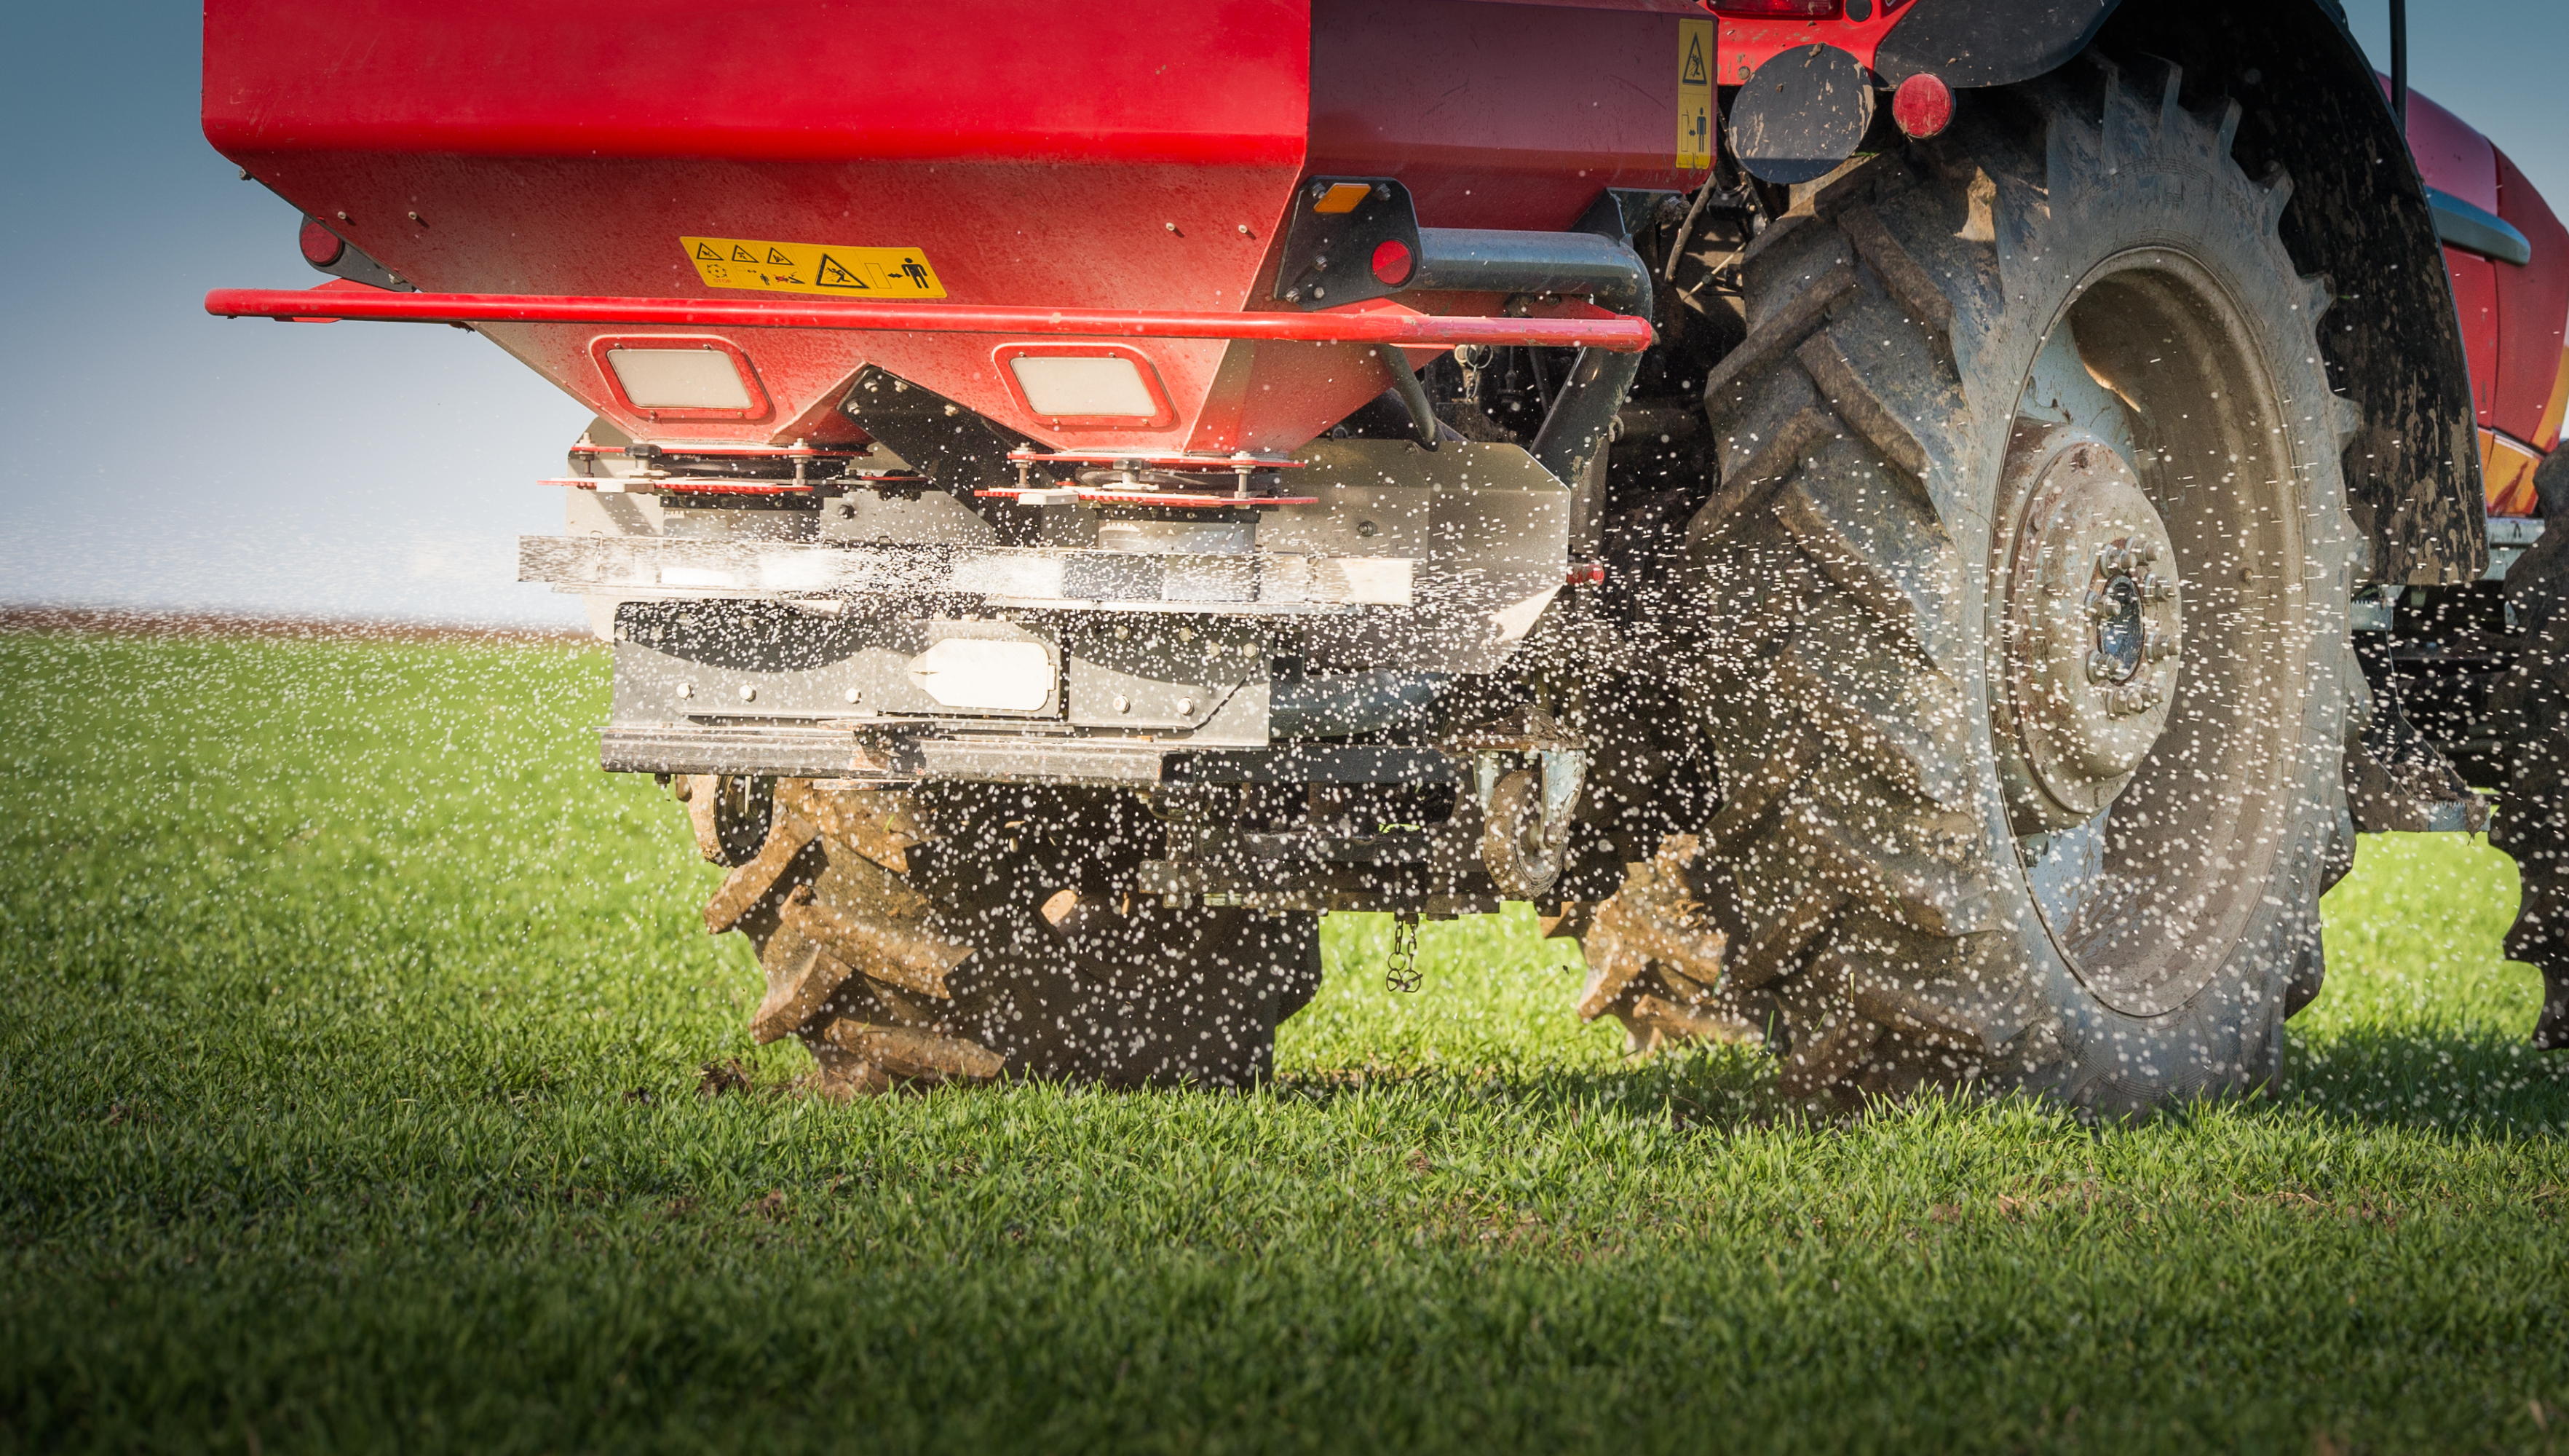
(678, 236), (947, 299)
(812, 253), (870, 289)
(1676, 17), (1716, 172)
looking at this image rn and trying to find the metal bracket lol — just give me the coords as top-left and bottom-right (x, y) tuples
(1272, 178), (1421, 309)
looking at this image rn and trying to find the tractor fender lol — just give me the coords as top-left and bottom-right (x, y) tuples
(1871, 0), (2121, 89)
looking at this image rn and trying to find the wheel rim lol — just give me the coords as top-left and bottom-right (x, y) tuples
(1989, 249), (2314, 1018)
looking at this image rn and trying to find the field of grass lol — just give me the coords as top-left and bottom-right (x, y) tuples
(0, 629), (2563, 1454)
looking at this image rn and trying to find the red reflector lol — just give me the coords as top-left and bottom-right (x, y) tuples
(1564, 561), (1607, 587)
(298, 217), (345, 268)
(1891, 73), (1955, 138)
(1708, 0), (1842, 17)
(1371, 238), (1415, 287)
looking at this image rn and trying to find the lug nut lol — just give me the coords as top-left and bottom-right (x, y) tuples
(2086, 650), (2113, 682)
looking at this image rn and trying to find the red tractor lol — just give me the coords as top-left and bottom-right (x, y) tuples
(204, 0), (2568, 1111)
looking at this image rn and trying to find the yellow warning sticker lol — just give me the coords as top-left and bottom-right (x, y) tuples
(679, 237), (946, 299)
(1676, 17), (1715, 173)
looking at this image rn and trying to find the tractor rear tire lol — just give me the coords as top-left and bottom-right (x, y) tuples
(692, 778), (1321, 1094)
(1666, 53), (2364, 1114)
(2495, 449), (2569, 1049)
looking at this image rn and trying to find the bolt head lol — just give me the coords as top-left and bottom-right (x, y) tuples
(737, 685), (757, 703)
(676, 683), (693, 700)
(1112, 695), (1131, 714)
(1175, 696), (1195, 715)
(844, 687), (862, 703)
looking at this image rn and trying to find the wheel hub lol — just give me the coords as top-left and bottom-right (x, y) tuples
(1995, 425), (2184, 831)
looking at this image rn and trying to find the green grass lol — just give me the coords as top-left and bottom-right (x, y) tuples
(0, 630), (2563, 1455)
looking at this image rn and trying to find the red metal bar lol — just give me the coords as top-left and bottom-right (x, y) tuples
(202, 289), (1655, 352)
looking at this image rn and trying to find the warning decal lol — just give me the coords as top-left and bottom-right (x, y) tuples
(679, 237), (947, 299)
(1677, 17), (1715, 173)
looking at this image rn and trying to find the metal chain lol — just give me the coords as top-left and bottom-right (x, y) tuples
(1385, 917), (1422, 994)
(1457, 344), (1490, 410)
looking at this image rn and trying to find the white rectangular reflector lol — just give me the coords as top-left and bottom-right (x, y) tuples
(606, 347), (753, 409)
(1008, 354), (1157, 418)
(906, 638), (1053, 711)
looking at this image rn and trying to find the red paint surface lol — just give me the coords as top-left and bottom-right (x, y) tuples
(1712, 6), (1901, 87)
(205, 1), (2564, 496)
(2390, 79), (2565, 496)
(2491, 147), (2569, 452)
(1709, 1), (1840, 17)
(2449, 252), (2500, 427)
(204, 0), (1686, 456)
(1306, 0), (1710, 231)
(2390, 82), (2498, 214)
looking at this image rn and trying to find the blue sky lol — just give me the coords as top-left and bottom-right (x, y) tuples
(1, 0), (2560, 625)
